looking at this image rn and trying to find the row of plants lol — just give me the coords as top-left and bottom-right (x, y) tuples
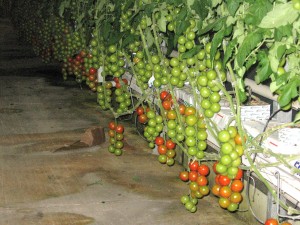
(7, 0), (300, 224)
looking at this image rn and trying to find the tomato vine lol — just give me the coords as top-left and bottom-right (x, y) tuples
(7, 0), (300, 220)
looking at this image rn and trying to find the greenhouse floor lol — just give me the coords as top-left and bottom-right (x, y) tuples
(0, 17), (260, 225)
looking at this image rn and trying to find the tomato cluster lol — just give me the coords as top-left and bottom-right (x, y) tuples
(136, 106), (148, 124)
(156, 138), (176, 166)
(104, 44), (126, 78)
(114, 84), (132, 114)
(107, 121), (125, 156)
(61, 51), (88, 85)
(179, 161), (210, 212)
(143, 109), (164, 144)
(97, 81), (112, 110)
(216, 126), (245, 179)
(212, 163), (244, 212)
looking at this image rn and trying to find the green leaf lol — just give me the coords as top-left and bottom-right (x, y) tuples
(278, 78), (299, 107)
(143, 3), (157, 17)
(175, 20), (190, 36)
(246, 0), (272, 26)
(245, 55), (257, 70)
(176, 7), (188, 21)
(180, 45), (202, 59)
(223, 38), (238, 66)
(167, 32), (175, 55)
(274, 24), (293, 41)
(259, 3), (299, 29)
(190, 0), (211, 20)
(255, 51), (272, 84)
(102, 22), (112, 40)
(210, 28), (225, 62)
(236, 29), (264, 67)
(226, 0), (242, 16)
(58, 0), (70, 17)
(212, 0), (222, 7)
(268, 42), (286, 72)
(107, 32), (123, 46)
(165, 0), (184, 5)
(122, 34), (139, 48)
(199, 17), (227, 35)
(270, 73), (289, 93)
(145, 28), (154, 49)
(157, 14), (167, 33)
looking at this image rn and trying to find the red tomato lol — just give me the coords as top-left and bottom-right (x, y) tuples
(265, 218), (279, 225)
(281, 222), (292, 225)
(75, 54), (82, 61)
(218, 175), (231, 186)
(155, 136), (164, 146)
(89, 67), (97, 75)
(115, 82), (122, 89)
(215, 174), (221, 185)
(108, 121), (116, 130)
(166, 139), (176, 149)
(160, 90), (171, 101)
(231, 180), (244, 192)
(234, 168), (243, 180)
(198, 164), (210, 176)
(189, 161), (199, 171)
(179, 171), (189, 182)
(80, 50), (87, 58)
(89, 74), (96, 81)
(138, 114), (148, 123)
(108, 130), (115, 138)
(115, 124), (124, 134)
(179, 104), (186, 115)
(122, 78), (128, 85)
(188, 171), (198, 182)
(113, 77), (120, 83)
(158, 145), (167, 155)
(213, 161), (219, 174)
(211, 184), (221, 196)
(219, 186), (232, 198)
(230, 192), (243, 203)
(162, 100), (172, 110)
(196, 175), (208, 186)
(136, 106), (145, 116)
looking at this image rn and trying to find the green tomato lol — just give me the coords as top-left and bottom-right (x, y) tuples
(151, 55), (160, 64)
(196, 150), (205, 159)
(221, 143), (233, 155)
(181, 195), (190, 204)
(187, 31), (196, 40)
(178, 35), (186, 45)
(185, 136), (196, 147)
(185, 126), (196, 137)
(197, 75), (208, 87)
(220, 155), (232, 166)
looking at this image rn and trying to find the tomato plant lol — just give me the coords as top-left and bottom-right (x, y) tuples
(14, 0), (300, 217)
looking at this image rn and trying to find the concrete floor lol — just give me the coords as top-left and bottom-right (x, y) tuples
(0, 17), (258, 225)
